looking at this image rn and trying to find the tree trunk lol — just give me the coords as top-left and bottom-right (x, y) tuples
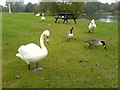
(8, 3), (12, 14)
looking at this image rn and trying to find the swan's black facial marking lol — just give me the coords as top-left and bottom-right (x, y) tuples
(46, 35), (49, 43)
(46, 35), (49, 38)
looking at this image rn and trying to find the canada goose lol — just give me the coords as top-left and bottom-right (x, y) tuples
(88, 19), (96, 33)
(16, 30), (50, 71)
(65, 27), (74, 41)
(85, 39), (106, 50)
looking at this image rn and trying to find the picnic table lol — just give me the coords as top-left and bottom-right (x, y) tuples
(54, 13), (77, 24)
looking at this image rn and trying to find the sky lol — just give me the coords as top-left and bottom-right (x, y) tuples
(0, 0), (119, 6)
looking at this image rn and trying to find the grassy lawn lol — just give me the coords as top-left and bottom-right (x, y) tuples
(2, 13), (118, 88)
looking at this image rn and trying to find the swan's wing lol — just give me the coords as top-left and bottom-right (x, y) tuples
(93, 24), (96, 28)
(88, 23), (92, 29)
(89, 23), (96, 30)
(17, 43), (44, 60)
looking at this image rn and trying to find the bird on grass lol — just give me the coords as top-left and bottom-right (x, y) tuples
(16, 30), (50, 72)
(41, 16), (45, 21)
(35, 12), (40, 16)
(88, 19), (96, 33)
(85, 39), (106, 50)
(41, 13), (45, 21)
(65, 27), (74, 41)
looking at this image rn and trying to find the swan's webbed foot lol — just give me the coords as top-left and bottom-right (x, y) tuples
(32, 67), (43, 72)
(31, 62), (43, 72)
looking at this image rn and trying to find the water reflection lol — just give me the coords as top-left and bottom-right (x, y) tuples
(80, 14), (119, 23)
(98, 15), (118, 23)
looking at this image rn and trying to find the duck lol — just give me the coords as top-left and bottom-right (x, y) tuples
(16, 30), (50, 72)
(85, 39), (106, 50)
(88, 19), (96, 33)
(65, 27), (74, 41)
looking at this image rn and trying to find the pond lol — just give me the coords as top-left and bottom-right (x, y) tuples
(80, 13), (119, 23)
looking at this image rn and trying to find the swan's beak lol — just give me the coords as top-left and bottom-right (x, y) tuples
(46, 36), (49, 43)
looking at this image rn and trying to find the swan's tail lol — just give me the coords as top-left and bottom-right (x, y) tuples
(16, 53), (23, 59)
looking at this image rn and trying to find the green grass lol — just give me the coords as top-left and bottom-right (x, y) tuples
(2, 13), (118, 88)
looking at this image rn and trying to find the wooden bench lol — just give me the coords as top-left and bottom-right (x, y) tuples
(54, 13), (77, 24)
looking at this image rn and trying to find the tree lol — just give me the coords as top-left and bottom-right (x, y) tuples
(33, 3), (41, 14)
(25, 2), (34, 12)
(6, 0), (12, 13)
(33, 1), (84, 17)
(84, 2), (101, 14)
(69, 2), (84, 18)
(6, 0), (24, 13)
(57, 1), (84, 18)
(38, 2), (59, 15)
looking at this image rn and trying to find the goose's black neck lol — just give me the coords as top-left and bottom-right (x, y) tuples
(100, 41), (106, 46)
(70, 27), (73, 34)
(100, 41), (106, 50)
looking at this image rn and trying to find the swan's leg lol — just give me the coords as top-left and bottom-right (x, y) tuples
(32, 62), (42, 72)
(26, 61), (30, 70)
(88, 30), (91, 33)
(28, 64), (30, 70)
(36, 62), (38, 68)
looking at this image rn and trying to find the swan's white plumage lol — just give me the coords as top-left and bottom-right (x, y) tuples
(41, 16), (45, 21)
(35, 13), (40, 16)
(16, 30), (50, 67)
(88, 19), (96, 32)
(16, 43), (47, 63)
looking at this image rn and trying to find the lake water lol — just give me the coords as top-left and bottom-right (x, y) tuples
(80, 14), (119, 23)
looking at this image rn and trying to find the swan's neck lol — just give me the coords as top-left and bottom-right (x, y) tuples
(40, 32), (48, 53)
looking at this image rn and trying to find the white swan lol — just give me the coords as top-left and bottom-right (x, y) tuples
(88, 19), (96, 33)
(65, 27), (74, 41)
(41, 16), (45, 21)
(16, 30), (50, 72)
(35, 12), (40, 16)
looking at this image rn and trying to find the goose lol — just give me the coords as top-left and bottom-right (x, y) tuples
(88, 19), (96, 33)
(65, 27), (74, 41)
(85, 39), (106, 50)
(16, 30), (50, 72)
